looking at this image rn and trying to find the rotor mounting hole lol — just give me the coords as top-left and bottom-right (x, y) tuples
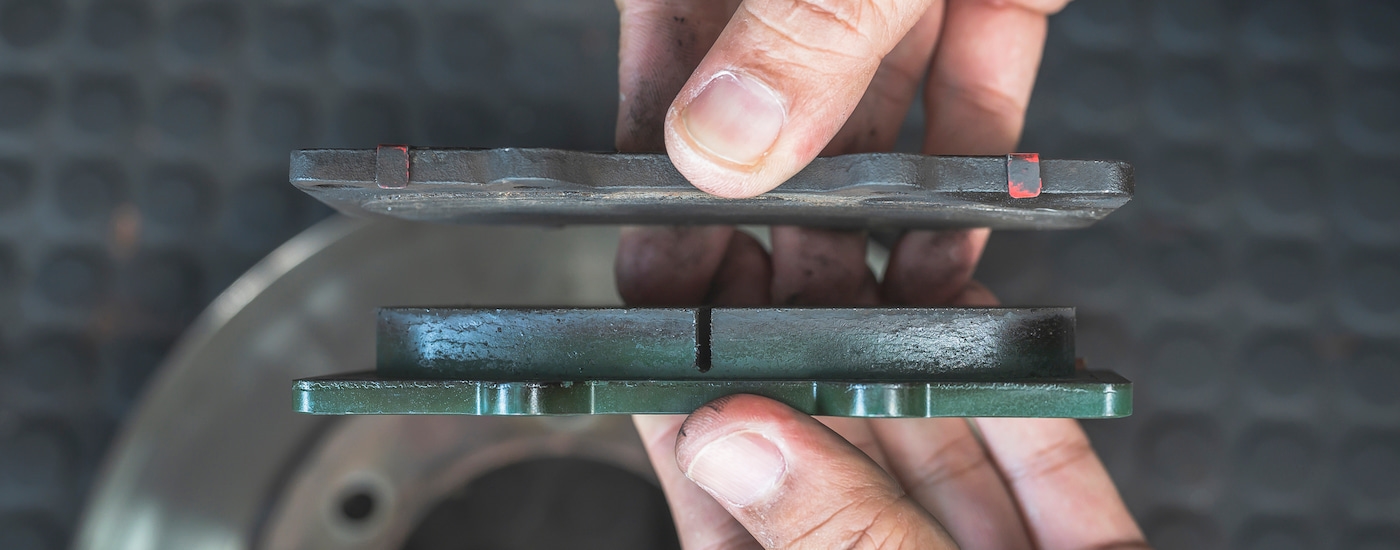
(339, 489), (376, 523)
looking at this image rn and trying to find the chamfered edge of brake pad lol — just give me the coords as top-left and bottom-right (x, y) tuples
(291, 370), (1133, 418)
(290, 148), (1133, 230)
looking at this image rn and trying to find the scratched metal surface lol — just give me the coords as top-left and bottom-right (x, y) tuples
(0, 0), (1396, 548)
(376, 307), (1076, 381)
(290, 148), (1134, 230)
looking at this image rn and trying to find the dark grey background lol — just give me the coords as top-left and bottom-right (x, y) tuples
(0, 0), (1396, 548)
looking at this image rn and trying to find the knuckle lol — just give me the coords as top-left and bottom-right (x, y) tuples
(1004, 432), (1098, 482)
(786, 493), (927, 550)
(743, 0), (892, 62)
(905, 431), (994, 491)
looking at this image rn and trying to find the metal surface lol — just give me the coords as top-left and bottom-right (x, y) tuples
(76, 218), (681, 550)
(377, 307), (1077, 380)
(291, 148), (1133, 230)
(294, 370), (1132, 418)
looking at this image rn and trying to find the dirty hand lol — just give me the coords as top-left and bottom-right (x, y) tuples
(612, 0), (1145, 547)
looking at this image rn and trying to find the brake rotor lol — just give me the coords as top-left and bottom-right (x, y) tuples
(74, 218), (678, 549)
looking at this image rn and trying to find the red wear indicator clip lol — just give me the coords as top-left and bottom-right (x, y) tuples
(376, 144), (410, 189)
(1007, 152), (1041, 199)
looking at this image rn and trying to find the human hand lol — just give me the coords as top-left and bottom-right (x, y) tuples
(646, 394), (1149, 549)
(613, 0), (1072, 307)
(613, 1), (1146, 545)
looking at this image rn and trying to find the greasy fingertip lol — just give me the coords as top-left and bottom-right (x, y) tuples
(676, 395), (957, 548)
(881, 228), (989, 306)
(616, 225), (734, 305)
(706, 230), (772, 306)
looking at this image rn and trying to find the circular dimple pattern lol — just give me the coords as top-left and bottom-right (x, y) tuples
(0, 75), (49, 131)
(0, 0), (65, 49)
(1054, 232), (1124, 291)
(1338, 78), (1400, 153)
(54, 159), (125, 223)
(259, 7), (327, 65)
(1246, 153), (1320, 218)
(1242, 0), (1322, 60)
(1342, 525), (1400, 550)
(70, 76), (140, 134)
(1059, 0), (1137, 49)
(1144, 509), (1225, 550)
(170, 3), (240, 57)
(85, 0), (146, 49)
(1138, 415), (1224, 487)
(1153, 148), (1225, 208)
(1243, 332), (1317, 397)
(1344, 342), (1400, 406)
(1244, 70), (1322, 145)
(509, 26), (587, 98)
(222, 176), (301, 252)
(1342, 251), (1400, 317)
(1150, 235), (1223, 297)
(1148, 326), (1221, 394)
(0, 158), (33, 211)
(1151, 0), (1225, 53)
(104, 336), (171, 408)
(0, 420), (78, 503)
(347, 9), (412, 70)
(139, 164), (213, 231)
(157, 85), (223, 140)
(334, 92), (409, 147)
(1340, 0), (1400, 65)
(0, 512), (60, 550)
(123, 252), (202, 324)
(1244, 241), (1317, 304)
(1060, 58), (1135, 134)
(250, 90), (314, 150)
(35, 247), (108, 310)
(1339, 160), (1400, 232)
(1236, 423), (1318, 497)
(0, 243), (16, 294)
(16, 332), (93, 395)
(422, 97), (503, 146)
(1237, 518), (1316, 550)
(1338, 431), (1400, 502)
(436, 14), (505, 75)
(1150, 64), (1225, 138)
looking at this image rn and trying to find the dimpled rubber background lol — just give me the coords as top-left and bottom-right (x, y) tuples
(0, 0), (1395, 548)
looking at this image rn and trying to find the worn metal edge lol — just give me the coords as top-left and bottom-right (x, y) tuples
(292, 370), (1132, 418)
(288, 149), (1133, 231)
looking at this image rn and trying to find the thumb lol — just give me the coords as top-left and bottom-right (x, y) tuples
(675, 395), (956, 549)
(664, 0), (935, 198)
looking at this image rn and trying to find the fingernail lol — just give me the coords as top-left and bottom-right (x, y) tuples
(685, 430), (786, 506)
(681, 72), (785, 165)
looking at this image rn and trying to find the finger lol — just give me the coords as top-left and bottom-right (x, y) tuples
(818, 417), (890, 471)
(824, 1), (945, 154)
(974, 418), (1148, 550)
(616, 225), (736, 306)
(614, 0), (739, 307)
(769, 227), (879, 306)
(676, 395), (957, 549)
(881, 228), (989, 305)
(663, 0), (938, 197)
(616, 0), (737, 151)
(706, 229), (773, 306)
(922, 0), (1071, 156)
(634, 415), (756, 549)
(871, 418), (1032, 550)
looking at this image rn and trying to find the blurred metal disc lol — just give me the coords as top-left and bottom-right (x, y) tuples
(75, 217), (672, 549)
